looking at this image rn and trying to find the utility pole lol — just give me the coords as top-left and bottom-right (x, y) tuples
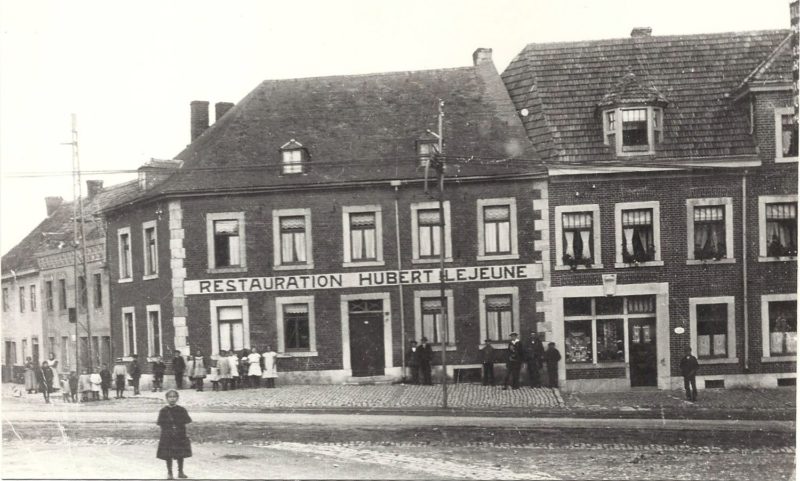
(431, 100), (448, 409)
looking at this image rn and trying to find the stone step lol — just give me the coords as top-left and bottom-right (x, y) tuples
(344, 375), (396, 385)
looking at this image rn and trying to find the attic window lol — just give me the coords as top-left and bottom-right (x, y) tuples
(602, 106), (663, 155)
(280, 139), (308, 174)
(417, 140), (438, 167)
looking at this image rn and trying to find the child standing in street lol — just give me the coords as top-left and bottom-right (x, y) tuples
(60, 375), (71, 402)
(78, 369), (92, 402)
(113, 358), (128, 399)
(68, 371), (79, 403)
(156, 390), (192, 479)
(99, 364), (112, 400)
(90, 368), (102, 401)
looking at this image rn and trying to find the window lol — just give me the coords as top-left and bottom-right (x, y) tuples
(411, 202), (452, 263)
(2, 288), (7, 312)
(272, 209), (313, 270)
(93, 274), (102, 308)
(602, 106), (663, 155)
(117, 227), (132, 281)
(479, 286), (519, 345)
(21, 339), (27, 363)
(342, 205), (384, 266)
(78, 276), (87, 309)
(210, 299), (250, 355)
(615, 201), (661, 266)
(206, 212), (247, 271)
(275, 296), (316, 356)
(563, 296), (653, 365)
(413, 289), (456, 350)
(58, 279), (67, 310)
(758, 196), (798, 260)
(687, 198), (734, 262)
(18, 287), (25, 313)
(142, 221), (158, 278)
(775, 108), (798, 162)
(761, 295), (797, 359)
(121, 307), (136, 357)
(29, 285), (36, 312)
(477, 199), (519, 260)
(146, 305), (162, 357)
(61, 337), (69, 370)
(690, 297), (736, 363)
(45, 281), (53, 311)
(280, 139), (308, 174)
(555, 204), (601, 269)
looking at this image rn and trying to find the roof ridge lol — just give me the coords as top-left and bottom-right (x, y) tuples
(733, 32), (795, 92)
(254, 65), (476, 85)
(522, 29), (790, 51)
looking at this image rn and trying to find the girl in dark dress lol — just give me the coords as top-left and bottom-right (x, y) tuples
(157, 390), (192, 479)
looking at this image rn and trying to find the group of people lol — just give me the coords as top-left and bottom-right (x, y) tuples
(406, 337), (434, 384)
(22, 353), (118, 404)
(172, 347), (279, 392)
(484, 332), (561, 390)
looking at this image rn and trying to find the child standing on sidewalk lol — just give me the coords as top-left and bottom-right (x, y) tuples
(156, 390), (192, 479)
(90, 368), (102, 401)
(60, 375), (72, 402)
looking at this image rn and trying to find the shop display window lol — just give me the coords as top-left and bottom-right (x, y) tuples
(596, 319), (624, 361)
(565, 320), (592, 363)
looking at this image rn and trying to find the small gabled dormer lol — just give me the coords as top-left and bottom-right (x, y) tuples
(416, 131), (440, 167)
(279, 139), (309, 174)
(597, 70), (668, 156)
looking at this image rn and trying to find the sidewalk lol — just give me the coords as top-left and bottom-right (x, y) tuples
(2, 383), (795, 420)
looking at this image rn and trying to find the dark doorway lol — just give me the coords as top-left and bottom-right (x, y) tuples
(629, 318), (657, 387)
(348, 300), (385, 377)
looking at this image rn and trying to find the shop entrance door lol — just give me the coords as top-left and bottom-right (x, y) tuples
(629, 318), (657, 387)
(348, 300), (385, 377)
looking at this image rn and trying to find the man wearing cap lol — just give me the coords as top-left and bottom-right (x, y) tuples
(502, 332), (524, 390)
(418, 337), (433, 385)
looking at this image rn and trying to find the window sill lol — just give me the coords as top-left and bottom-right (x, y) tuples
(686, 259), (736, 265)
(476, 254), (520, 262)
(698, 357), (739, 365)
(555, 264), (604, 271)
(774, 156), (798, 163)
(618, 149), (655, 156)
(761, 355), (796, 363)
(117, 278), (133, 284)
(411, 257), (453, 265)
(278, 351), (318, 358)
(758, 256), (797, 263)
(431, 344), (457, 352)
(342, 260), (385, 268)
(121, 356), (135, 362)
(480, 342), (510, 349)
(566, 362), (626, 370)
(614, 261), (664, 268)
(207, 267), (248, 274)
(142, 274), (159, 281)
(273, 263), (315, 271)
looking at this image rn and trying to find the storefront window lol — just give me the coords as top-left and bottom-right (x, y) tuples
(596, 297), (623, 315)
(565, 320), (592, 363)
(769, 301), (797, 355)
(564, 298), (591, 317)
(596, 319), (624, 362)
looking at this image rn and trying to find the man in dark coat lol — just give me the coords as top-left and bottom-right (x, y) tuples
(418, 337), (433, 385)
(527, 333), (545, 388)
(503, 332), (524, 390)
(35, 362), (53, 403)
(99, 364), (112, 400)
(480, 339), (495, 386)
(544, 342), (562, 388)
(172, 350), (186, 390)
(679, 347), (699, 402)
(130, 354), (142, 395)
(152, 356), (166, 392)
(407, 341), (420, 384)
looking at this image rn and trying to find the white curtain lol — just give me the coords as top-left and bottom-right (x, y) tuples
(579, 230), (591, 259)
(228, 236), (240, 265)
(623, 228), (635, 254)
(485, 223), (498, 253)
(694, 225), (709, 253)
(564, 231), (575, 257)
(497, 221), (510, 252)
(431, 227), (441, 256)
(420, 227), (432, 256)
(767, 221), (791, 249)
(293, 233), (306, 262)
(487, 312), (499, 340)
(219, 323), (231, 351)
(351, 230), (363, 259)
(363, 230), (375, 259)
(422, 314), (437, 342)
(281, 233), (294, 262)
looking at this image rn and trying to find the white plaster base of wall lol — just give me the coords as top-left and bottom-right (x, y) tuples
(669, 372), (796, 390)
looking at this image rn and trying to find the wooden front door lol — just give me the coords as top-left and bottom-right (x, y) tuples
(629, 318), (657, 387)
(348, 300), (385, 377)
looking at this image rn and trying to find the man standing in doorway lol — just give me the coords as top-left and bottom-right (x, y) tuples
(502, 332), (524, 390)
(418, 337), (433, 385)
(544, 342), (561, 389)
(172, 350), (186, 390)
(680, 347), (699, 402)
(407, 341), (420, 384)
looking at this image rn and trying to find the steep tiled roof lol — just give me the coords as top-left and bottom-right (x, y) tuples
(597, 70), (668, 108)
(1, 180), (139, 275)
(502, 30), (791, 162)
(735, 32), (795, 90)
(104, 59), (539, 209)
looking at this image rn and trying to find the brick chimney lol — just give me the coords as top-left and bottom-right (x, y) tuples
(472, 48), (493, 66)
(86, 180), (104, 199)
(631, 27), (652, 38)
(215, 102), (234, 123)
(45, 197), (63, 216)
(190, 100), (210, 142)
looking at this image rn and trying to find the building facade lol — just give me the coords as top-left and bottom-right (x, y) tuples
(502, 27), (797, 391)
(103, 49), (552, 386)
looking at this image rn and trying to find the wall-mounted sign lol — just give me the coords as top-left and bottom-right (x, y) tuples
(184, 263), (542, 295)
(602, 274), (617, 296)
(674, 326), (685, 334)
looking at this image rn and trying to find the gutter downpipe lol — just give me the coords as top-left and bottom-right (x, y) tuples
(742, 172), (749, 371)
(391, 180), (406, 381)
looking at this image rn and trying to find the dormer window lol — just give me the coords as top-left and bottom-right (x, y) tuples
(280, 139), (308, 174)
(416, 132), (440, 167)
(602, 106), (664, 155)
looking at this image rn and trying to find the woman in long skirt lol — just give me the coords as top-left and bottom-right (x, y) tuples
(261, 346), (278, 388)
(156, 390), (192, 479)
(46, 352), (60, 392)
(23, 357), (37, 393)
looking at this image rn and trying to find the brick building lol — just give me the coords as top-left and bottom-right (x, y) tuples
(502, 27), (797, 391)
(102, 49), (551, 385)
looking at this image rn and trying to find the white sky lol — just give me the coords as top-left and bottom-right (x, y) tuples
(0, 0), (792, 255)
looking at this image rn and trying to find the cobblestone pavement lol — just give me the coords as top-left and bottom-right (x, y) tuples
(564, 387), (796, 412)
(3, 383), (563, 409)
